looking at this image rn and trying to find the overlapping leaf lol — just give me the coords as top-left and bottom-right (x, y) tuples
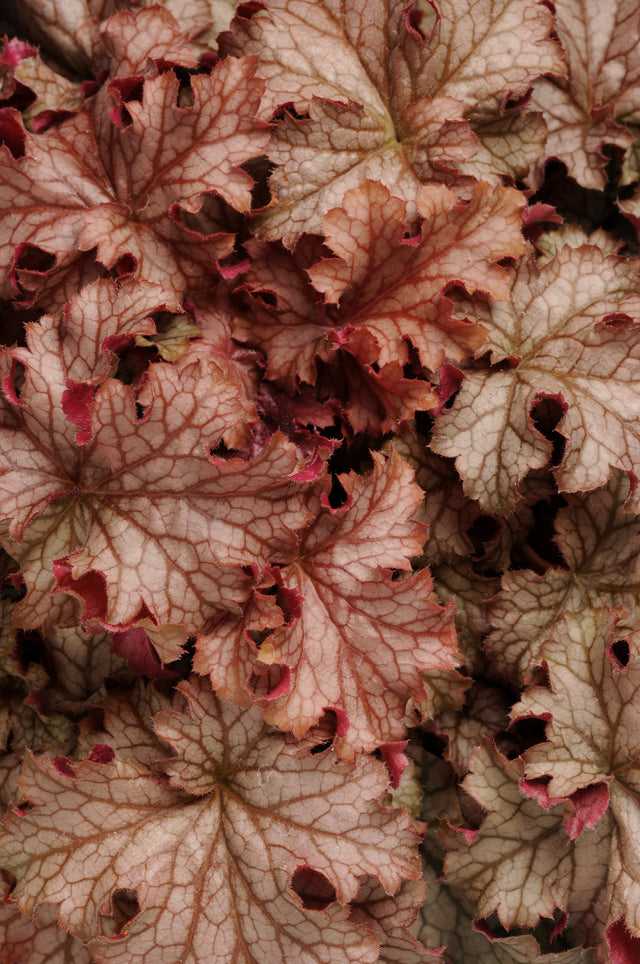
(2, 42), (84, 130)
(237, 223), (440, 427)
(10, 278), (168, 445)
(44, 623), (130, 706)
(431, 560), (500, 673)
(0, 678), (421, 963)
(7, 0), (213, 72)
(486, 471), (640, 680)
(0, 55), (268, 305)
(0, 601), (74, 809)
(0, 679), (72, 801)
(5, 0), (99, 72)
(94, 6), (200, 77)
(0, 877), (92, 964)
(254, 450), (458, 757)
(3, 0), (208, 126)
(223, 0), (561, 242)
(193, 574), (288, 706)
(7, 4), (202, 92)
(530, 0), (640, 189)
(0, 104), (110, 308)
(306, 179), (524, 370)
(0, 315), (313, 629)
(395, 432), (481, 564)
(348, 878), (435, 963)
(0, 0), (637, 959)
(326, 350), (436, 435)
(84, 678), (176, 769)
(0, 499), (93, 631)
(514, 610), (640, 936)
(236, 235), (334, 386)
(432, 244), (640, 514)
(471, 467), (558, 575)
(417, 858), (597, 963)
(436, 681), (511, 774)
(442, 741), (609, 934)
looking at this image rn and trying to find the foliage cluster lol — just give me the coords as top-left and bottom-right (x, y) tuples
(0, 1), (640, 962)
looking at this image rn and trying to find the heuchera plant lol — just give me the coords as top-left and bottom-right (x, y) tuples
(1, 0), (640, 961)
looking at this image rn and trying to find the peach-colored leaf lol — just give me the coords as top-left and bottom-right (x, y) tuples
(395, 432), (480, 564)
(1, 322), (248, 540)
(63, 383), (305, 628)
(0, 339), (313, 630)
(12, 52), (84, 128)
(193, 577), (287, 706)
(90, 679), (175, 769)
(96, 7), (199, 77)
(348, 877), (435, 963)
(9, 5), (200, 89)
(95, 61), (266, 216)
(16, 278), (168, 437)
(417, 850), (596, 963)
(432, 244), (640, 514)
(238, 237), (437, 421)
(515, 609), (640, 937)
(486, 471), (640, 681)
(225, 0), (561, 242)
(442, 741), (601, 931)
(307, 179), (525, 369)
(8, 0), (212, 72)
(0, 108), (112, 306)
(0, 877), (92, 964)
(226, 0), (561, 116)
(415, 0), (563, 113)
(0, 57), (267, 305)
(436, 681), (511, 774)
(293, 449), (429, 582)
(130, 0), (214, 44)
(0, 678), (420, 963)
(0, 499), (88, 631)
(80, 59), (268, 298)
(237, 236), (334, 386)
(260, 450), (458, 756)
(410, 662), (470, 725)
(515, 609), (632, 800)
(0, 345), (79, 543)
(327, 348), (437, 435)
(254, 98), (425, 246)
(455, 110), (549, 187)
(530, 0), (640, 189)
